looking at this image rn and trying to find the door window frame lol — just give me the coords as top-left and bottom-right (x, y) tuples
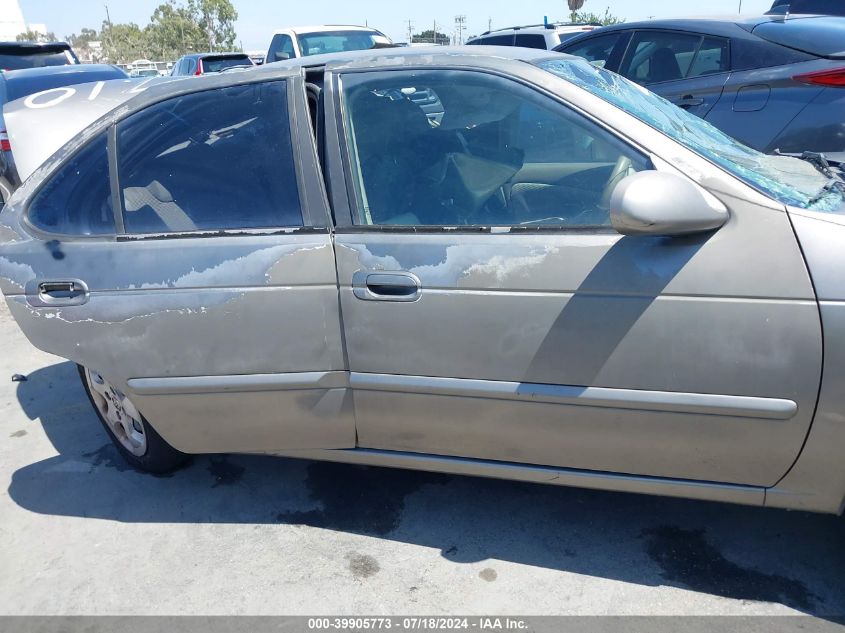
(22, 75), (332, 242)
(326, 66), (651, 234)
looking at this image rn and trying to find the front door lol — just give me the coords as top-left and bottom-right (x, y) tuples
(327, 65), (821, 487)
(0, 77), (354, 454)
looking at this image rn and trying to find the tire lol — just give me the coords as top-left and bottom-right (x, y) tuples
(78, 364), (189, 474)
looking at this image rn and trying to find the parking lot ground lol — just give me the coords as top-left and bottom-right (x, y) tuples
(0, 299), (843, 617)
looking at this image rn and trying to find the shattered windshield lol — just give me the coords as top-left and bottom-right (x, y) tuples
(539, 58), (845, 212)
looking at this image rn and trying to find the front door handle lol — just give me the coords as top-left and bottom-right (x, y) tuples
(674, 95), (705, 109)
(32, 279), (89, 306)
(352, 271), (421, 302)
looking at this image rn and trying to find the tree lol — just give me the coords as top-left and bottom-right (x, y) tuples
(412, 29), (449, 45)
(192, 0), (238, 52)
(16, 30), (57, 43)
(571, 8), (624, 25)
(101, 21), (148, 64)
(147, 1), (205, 59)
(67, 28), (103, 62)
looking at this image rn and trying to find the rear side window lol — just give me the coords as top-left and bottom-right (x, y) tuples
(514, 34), (547, 49)
(561, 33), (623, 69)
(624, 31), (703, 83)
(28, 134), (113, 235)
(623, 31), (729, 84)
(117, 81), (302, 234)
(688, 37), (730, 77)
(468, 35), (514, 46)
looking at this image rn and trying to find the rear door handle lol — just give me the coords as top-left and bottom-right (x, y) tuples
(32, 279), (89, 306)
(352, 271), (421, 302)
(674, 95), (705, 109)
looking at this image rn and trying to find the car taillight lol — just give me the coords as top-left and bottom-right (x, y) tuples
(0, 129), (10, 152)
(195, 60), (203, 76)
(793, 67), (845, 87)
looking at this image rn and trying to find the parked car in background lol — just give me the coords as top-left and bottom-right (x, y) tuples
(556, 15), (845, 154)
(768, 0), (845, 15)
(466, 22), (601, 49)
(0, 41), (79, 70)
(2, 48), (845, 516)
(129, 68), (161, 78)
(265, 26), (393, 63)
(247, 52), (266, 65)
(170, 53), (254, 76)
(0, 63), (127, 204)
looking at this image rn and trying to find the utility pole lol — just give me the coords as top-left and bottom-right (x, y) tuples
(454, 15), (466, 45)
(104, 4), (113, 62)
(738, 0), (743, 12)
(488, 17), (492, 32)
(407, 19), (413, 44)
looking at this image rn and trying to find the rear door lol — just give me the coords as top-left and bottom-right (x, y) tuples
(619, 30), (731, 117)
(0, 74), (354, 454)
(323, 63), (821, 487)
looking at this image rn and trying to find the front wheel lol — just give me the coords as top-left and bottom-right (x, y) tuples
(78, 365), (189, 474)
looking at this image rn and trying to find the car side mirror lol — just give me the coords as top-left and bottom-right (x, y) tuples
(610, 171), (729, 237)
(274, 51), (291, 61)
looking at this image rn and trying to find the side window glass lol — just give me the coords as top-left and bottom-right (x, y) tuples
(687, 37), (729, 77)
(269, 34), (295, 62)
(514, 34), (547, 49)
(562, 33), (622, 68)
(28, 133), (114, 235)
(624, 31), (703, 84)
(477, 35), (514, 46)
(117, 81), (302, 234)
(340, 70), (648, 228)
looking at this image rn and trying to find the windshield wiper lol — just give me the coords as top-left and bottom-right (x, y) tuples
(806, 178), (845, 208)
(775, 149), (843, 180)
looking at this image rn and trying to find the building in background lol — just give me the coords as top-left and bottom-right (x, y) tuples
(0, 0), (51, 41)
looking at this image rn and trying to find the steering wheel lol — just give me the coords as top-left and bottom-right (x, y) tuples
(599, 155), (633, 210)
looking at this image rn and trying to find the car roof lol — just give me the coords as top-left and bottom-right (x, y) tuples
(265, 44), (557, 71)
(270, 25), (386, 35)
(579, 13), (832, 37)
(470, 22), (602, 38)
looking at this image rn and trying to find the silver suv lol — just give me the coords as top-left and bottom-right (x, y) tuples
(466, 22), (601, 50)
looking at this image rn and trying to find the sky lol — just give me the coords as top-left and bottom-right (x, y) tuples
(19, 0), (775, 52)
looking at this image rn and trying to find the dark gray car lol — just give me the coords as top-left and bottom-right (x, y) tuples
(556, 15), (845, 154)
(0, 64), (128, 204)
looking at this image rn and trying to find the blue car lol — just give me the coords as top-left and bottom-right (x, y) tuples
(555, 15), (845, 154)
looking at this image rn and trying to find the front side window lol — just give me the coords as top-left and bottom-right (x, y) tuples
(340, 70), (648, 228)
(117, 81), (302, 234)
(561, 33), (623, 69)
(27, 133), (113, 235)
(268, 34), (295, 62)
(540, 58), (845, 212)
